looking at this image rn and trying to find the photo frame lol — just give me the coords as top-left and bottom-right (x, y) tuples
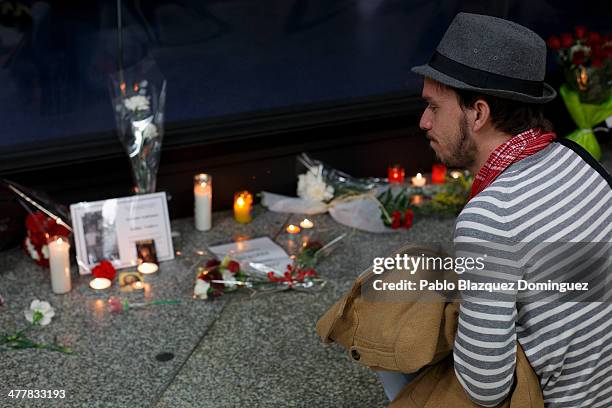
(70, 192), (174, 274)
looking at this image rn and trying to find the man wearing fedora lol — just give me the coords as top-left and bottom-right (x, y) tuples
(377, 12), (612, 407)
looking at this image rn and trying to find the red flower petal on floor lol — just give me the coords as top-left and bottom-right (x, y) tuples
(92, 260), (117, 280)
(227, 261), (240, 274)
(403, 209), (414, 229)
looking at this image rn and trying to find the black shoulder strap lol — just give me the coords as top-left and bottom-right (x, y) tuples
(555, 138), (612, 188)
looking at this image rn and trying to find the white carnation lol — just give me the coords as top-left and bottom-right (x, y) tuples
(194, 279), (210, 299)
(297, 165), (334, 202)
(142, 123), (159, 140)
(221, 269), (236, 289)
(24, 299), (55, 326)
(25, 237), (39, 260)
(124, 95), (150, 112)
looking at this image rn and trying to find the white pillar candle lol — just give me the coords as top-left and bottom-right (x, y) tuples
(194, 174), (212, 231)
(48, 236), (71, 294)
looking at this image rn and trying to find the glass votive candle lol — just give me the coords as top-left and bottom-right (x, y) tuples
(431, 164), (447, 184)
(233, 191), (253, 224)
(387, 164), (405, 184)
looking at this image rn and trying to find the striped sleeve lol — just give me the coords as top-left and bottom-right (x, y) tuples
(453, 199), (520, 406)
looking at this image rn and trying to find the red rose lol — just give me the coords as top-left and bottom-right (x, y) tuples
(403, 209), (414, 229)
(92, 260), (116, 280)
(574, 26), (587, 39)
(572, 50), (585, 66)
(560, 33), (573, 48)
(391, 211), (402, 230)
(547, 36), (561, 50)
(227, 260), (240, 274)
(587, 32), (601, 45)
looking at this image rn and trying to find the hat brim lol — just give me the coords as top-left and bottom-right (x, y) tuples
(411, 64), (556, 104)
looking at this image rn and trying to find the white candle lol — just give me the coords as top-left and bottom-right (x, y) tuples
(48, 236), (71, 294)
(411, 173), (426, 187)
(89, 277), (111, 290)
(450, 170), (462, 179)
(299, 219), (314, 229)
(194, 174), (212, 231)
(138, 262), (159, 274)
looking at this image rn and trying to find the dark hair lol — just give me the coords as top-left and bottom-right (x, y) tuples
(453, 88), (553, 135)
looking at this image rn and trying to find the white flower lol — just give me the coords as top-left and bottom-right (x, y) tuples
(41, 245), (49, 260)
(142, 123), (159, 140)
(297, 165), (334, 202)
(221, 269), (236, 289)
(24, 299), (55, 326)
(123, 95), (150, 112)
(25, 237), (39, 260)
(194, 279), (210, 299)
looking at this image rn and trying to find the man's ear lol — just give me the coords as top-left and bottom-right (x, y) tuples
(471, 99), (490, 132)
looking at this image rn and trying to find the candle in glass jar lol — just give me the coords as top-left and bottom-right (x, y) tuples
(411, 173), (426, 187)
(48, 236), (71, 294)
(194, 174), (212, 231)
(387, 165), (405, 184)
(233, 191), (253, 224)
(431, 164), (447, 184)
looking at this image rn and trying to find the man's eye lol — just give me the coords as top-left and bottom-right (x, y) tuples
(428, 104), (437, 112)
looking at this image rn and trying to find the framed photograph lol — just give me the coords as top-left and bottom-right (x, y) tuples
(70, 192), (174, 274)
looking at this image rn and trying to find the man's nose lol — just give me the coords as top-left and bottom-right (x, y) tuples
(419, 110), (432, 132)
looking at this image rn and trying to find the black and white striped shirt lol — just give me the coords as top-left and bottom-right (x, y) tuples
(453, 141), (612, 407)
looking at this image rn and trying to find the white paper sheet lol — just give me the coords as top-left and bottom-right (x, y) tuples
(208, 237), (292, 277)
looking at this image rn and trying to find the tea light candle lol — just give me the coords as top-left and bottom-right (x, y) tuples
(450, 170), (462, 179)
(132, 281), (144, 290)
(138, 262), (159, 274)
(194, 174), (212, 231)
(299, 219), (314, 229)
(48, 236), (71, 294)
(411, 173), (426, 187)
(387, 165), (405, 184)
(89, 277), (111, 290)
(286, 224), (301, 234)
(234, 191), (253, 224)
(431, 164), (447, 184)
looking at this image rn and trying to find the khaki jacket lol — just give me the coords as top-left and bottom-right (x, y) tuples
(316, 244), (543, 408)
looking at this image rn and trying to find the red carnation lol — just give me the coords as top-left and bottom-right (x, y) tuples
(92, 260), (116, 280)
(403, 209), (414, 229)
(572, 50), (585, 66)
(587, 32), (601, 45)
(547, 36), (561, 50)
(391, 211), (402, 230)
(227, 260), (240, 274)
(205, 259), (221, 268)
(560, 33), (573, 48)
(574, 26), (587, 39)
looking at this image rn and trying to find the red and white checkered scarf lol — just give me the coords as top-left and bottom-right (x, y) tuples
(469, 128), (556, 200)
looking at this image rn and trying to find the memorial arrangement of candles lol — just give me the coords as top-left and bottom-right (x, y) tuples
(431, 164), (447, 184)
(194, 173), (212, 231)
(387, 164), (405, 184)
(48, 235), (72, 294)
(233, 191), (253, 224)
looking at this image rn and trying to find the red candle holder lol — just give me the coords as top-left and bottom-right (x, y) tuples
(431, 163), (447, 184)
(387, 165), (405, 184)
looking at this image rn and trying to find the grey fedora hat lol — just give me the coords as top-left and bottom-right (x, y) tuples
(411, 12), (556, 103)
